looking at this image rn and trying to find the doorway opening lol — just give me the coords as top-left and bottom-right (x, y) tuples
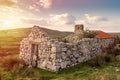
(31, 44), (38, 67)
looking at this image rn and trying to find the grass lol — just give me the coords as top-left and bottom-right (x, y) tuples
(7, 60), (119, 80)
(0, 28), (120, 80)
(1, 54), (119, 80)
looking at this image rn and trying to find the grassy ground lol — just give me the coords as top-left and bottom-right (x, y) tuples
(0, 28), (120, 80)
(0, 58), (120, 80)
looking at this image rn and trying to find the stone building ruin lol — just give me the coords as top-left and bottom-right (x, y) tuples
(19, 25), (115, 72)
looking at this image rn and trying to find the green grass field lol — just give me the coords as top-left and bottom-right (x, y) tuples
(0, 28), (120, 80)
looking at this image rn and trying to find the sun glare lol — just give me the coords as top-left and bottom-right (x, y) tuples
(3, 20), (11, 25)
(1, 19), (21, 29)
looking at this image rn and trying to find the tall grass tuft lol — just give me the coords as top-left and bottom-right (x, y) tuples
(1, 55), (25, 72)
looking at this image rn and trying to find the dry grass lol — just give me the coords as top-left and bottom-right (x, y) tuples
(1, 55), (25, 71)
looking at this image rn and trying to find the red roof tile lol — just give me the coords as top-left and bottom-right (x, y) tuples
(95, 31), (115, 39)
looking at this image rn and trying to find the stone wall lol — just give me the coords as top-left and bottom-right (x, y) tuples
(20, 26), (115, 72)
(54, 38), (115, 71)
(20, 26), (58, 71)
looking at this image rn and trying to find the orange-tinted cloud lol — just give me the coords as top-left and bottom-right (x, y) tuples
(0, 0), (16, 7)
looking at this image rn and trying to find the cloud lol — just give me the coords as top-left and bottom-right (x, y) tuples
(29, 5), (40, 12)
(21, 13), (76, 26)
(27, 0), (53, 12)
(75, 14), (109, 31)
(0, 0), (17, 7)
(37, 0), (53, 8)
(21, 13), (119, 32)
(84, 14), (107, 23)
(76, 14), (108, 25)
(49, 13), (76, 25)
(75, 14), (120, 32)
(21, 18), (48, 26)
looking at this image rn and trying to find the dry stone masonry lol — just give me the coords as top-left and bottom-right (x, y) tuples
(20, 25), (115, 72)
(64, 24), (84, 42)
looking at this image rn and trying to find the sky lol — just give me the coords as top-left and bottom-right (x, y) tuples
(0, 0), (120, 32)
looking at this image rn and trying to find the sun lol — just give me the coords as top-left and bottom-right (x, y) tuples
(3, 20), (11, 25)
(1, 19), (21, 29)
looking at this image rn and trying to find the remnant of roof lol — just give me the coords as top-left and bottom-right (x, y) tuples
(95, 31), (115, 39)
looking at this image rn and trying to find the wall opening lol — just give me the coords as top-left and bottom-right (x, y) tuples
(32, 44), (38, 54)
(31, 44), (38, 67)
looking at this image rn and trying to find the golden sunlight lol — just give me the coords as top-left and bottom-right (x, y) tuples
(0, 6), (24, 29)
(3, 20), (11, 25)
(1, 19), (21, 29)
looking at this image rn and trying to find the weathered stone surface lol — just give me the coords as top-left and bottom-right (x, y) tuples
(51, 46), (57, 52)
(19, 25), (115, 72)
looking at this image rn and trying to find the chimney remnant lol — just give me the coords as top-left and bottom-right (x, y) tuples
(74, 24), (84, 35)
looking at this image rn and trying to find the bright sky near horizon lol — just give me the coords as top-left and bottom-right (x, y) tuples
(0, 0), (120, 32)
